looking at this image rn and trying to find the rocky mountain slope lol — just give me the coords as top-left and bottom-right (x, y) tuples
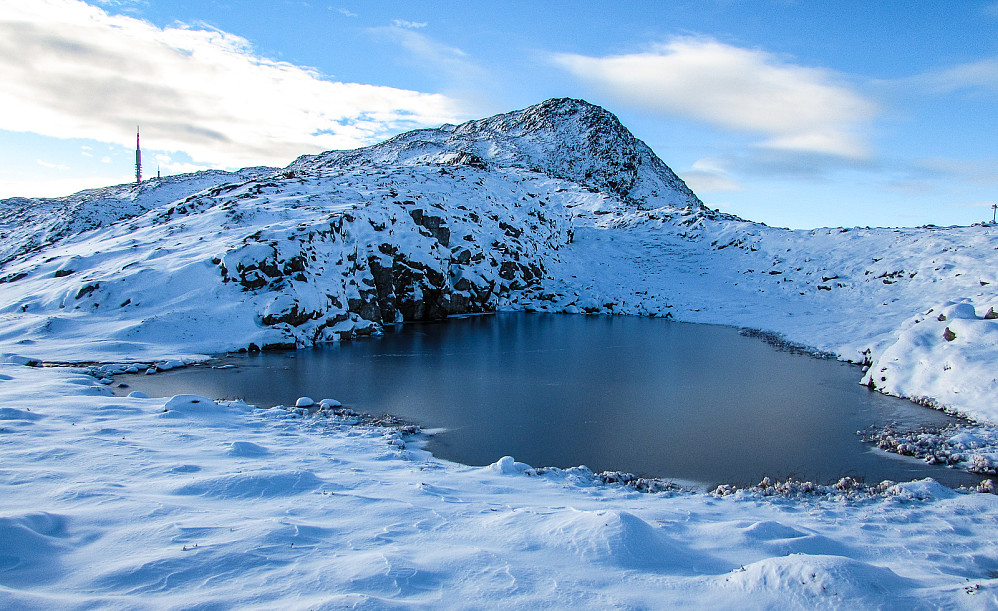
(1, 98), (996, 422)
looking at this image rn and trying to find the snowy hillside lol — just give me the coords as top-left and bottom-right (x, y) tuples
(0, 97), (996, 421)
(2, 98), (998, 609)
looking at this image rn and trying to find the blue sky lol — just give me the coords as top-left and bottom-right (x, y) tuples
(1, 0), (996, 229)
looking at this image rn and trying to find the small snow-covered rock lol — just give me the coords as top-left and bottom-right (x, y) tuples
(1, 354), (41, 367)
(488, 456), (532, 475)
(127, 391), (149, 399)
(156, 360), (185, 372)
(295, 397), (315, 408)
(885, 478), (955, 500)
(319, 398), (342, 409)
(227, 441), (270, 457)
(163, 395), (217, 412)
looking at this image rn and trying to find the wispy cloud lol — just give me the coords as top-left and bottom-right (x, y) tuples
(901, 58), (998, 93)
(335, 7), (357, 18)
(36, 159), (70, 170)
(913, 157), (998, 185)
(678, 158), (743, 193)
(0, 0), (463, 169)
(392, 19), (427, 29)
(552, 37), (877, 159)
(370, 22), (485, 86)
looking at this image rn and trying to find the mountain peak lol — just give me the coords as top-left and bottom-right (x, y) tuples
(294, 98), (703, 210)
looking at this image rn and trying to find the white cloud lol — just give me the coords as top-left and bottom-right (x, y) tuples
(914, 157), (998, 185)
(678, 158), (742, 193)
(336, 7), (357, 18)
(0, 174), (132, 198)
(36, 159), (70, 170)
(371, 24), (484, 84)
(153, 153), (212, 176)
(905, 58), (998, 93)
(392, 19), (427, 29)
(0, 0), (463, 169)
(552, 37), (877, 158)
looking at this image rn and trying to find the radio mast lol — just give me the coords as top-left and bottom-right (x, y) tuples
(135, 126), (142, 183)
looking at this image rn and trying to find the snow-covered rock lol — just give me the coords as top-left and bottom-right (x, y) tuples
(488, 455), (533, 475)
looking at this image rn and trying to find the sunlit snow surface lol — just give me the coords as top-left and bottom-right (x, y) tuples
(1, 362), (997, 608)
(1, 99), (997, 607)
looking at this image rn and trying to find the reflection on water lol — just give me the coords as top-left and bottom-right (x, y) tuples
(118, 313), (982, 488)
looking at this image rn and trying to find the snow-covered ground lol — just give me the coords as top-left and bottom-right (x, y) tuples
(2, 98), (997, 606)
(1, 362), (996, 609)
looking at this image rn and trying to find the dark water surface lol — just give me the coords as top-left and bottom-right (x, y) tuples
(117, 313), (981, 488)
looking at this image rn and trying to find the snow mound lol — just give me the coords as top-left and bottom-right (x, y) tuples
(0, 407), (42, 421)
(487, 455), (533, 475)
(732, 520), (854, 557)
(227, 441), (270, 457)
(885, 478), (956, 501)
(863, 299), (998, 421)
(494, 508), (728, 574)
(719, 554), (918, 606)
(742, 520), (806, 540)
(161, 395), (220, 414)
(172, 470), (323, 499)
(0, 354), (41, 367)
(0, 512), (71, 586)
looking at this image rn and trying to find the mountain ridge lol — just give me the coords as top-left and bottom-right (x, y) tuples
(290, 97), (704, 210)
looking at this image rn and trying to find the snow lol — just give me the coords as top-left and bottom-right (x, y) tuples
(861, 300), (998, 422)
(1, 361), (996, 608)
(1, 97), (998, 606)
(0, 102), (995, 421)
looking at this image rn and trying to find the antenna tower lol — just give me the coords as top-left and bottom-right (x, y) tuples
(135, 126), (142, 183)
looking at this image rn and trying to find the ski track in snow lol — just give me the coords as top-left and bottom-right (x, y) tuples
(1, 98), (997, 607)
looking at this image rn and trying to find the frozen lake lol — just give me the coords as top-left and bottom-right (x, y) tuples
(118, 313), (981, 488)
